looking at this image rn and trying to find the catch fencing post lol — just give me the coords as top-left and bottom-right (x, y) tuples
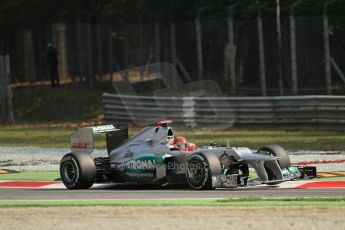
(195, 8), (206, 81)
(276, 0), (284, 96)
(0, 55), (4, 117)
(5, 55), (14, 123)
(86, 17), (94, 87)
(170, 21), (177, 67)
(290, 1), (302, 95)
(155, 21), (160, 64)
(0, 55), (14, 123)
(323, 0), (335, 95)
(257, 3), (268, 96)
(226, 3), (239, 95)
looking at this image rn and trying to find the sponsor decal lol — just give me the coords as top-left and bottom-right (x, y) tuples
(114, 159), (157, 172)
(126, 172), (154, 178)
(72, 141), (89, 149)
(91, 125), (118, 133)
(121, 159), (157, 179)
(126, 159), (156, 170)
(217, 174), (238, 187)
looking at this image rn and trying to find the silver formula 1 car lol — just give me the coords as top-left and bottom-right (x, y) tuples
(60, 121), (316, 190)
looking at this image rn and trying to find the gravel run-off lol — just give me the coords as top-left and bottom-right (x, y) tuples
(0, 206), (344, 230)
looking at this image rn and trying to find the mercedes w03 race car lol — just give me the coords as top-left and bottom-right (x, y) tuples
(60, 120), (316, 190)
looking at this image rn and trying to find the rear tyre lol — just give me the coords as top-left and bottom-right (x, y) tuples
(258, 144), (291, 169)
(60, 152), (96, 189)
(186, 153), (222, 190)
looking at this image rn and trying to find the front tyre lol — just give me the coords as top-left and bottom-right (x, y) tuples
(186, 153), (221, 190)
(60, 152), (96, 189)
(258, 144), (291, 169)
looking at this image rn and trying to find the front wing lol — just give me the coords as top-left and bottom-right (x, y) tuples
(212, 166), (317, 188)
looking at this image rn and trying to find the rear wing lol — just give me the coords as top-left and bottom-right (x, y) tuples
(71, 124), (128, 154)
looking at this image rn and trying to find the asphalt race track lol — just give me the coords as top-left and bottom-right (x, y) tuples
(0, 186), (344, 200)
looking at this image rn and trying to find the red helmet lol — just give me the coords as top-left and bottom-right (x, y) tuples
(175, 136), (188, 143)
(172, 136), (196, 152)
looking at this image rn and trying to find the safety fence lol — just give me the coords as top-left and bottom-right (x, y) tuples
(6, 15), (345, 96)
(103, 93), (345, 130)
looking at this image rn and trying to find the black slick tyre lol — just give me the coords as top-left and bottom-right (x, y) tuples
(60, 152), (96, 189)
(258, 144), (291, 169)
(186, 152), (222, 190)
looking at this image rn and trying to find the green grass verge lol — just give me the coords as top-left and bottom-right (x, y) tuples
(0, 126), (76, 148)
(0, 171), (59, 181)
(0, 198), (344, 208)
(1, 126), (345, 150)
(175, 129), (345, 151)
(12, 85), (103, 124)
(1, 85), (345, 150)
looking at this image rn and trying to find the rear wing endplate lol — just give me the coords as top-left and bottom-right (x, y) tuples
(70, 124), (128, 154)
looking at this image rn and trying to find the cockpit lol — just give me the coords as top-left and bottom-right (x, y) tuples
(155, 120), (197, 152)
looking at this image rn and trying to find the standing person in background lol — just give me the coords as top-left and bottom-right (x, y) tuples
(46, 43), (59, 87)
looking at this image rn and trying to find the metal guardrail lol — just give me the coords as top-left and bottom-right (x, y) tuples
(103, 93), (345, 130)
